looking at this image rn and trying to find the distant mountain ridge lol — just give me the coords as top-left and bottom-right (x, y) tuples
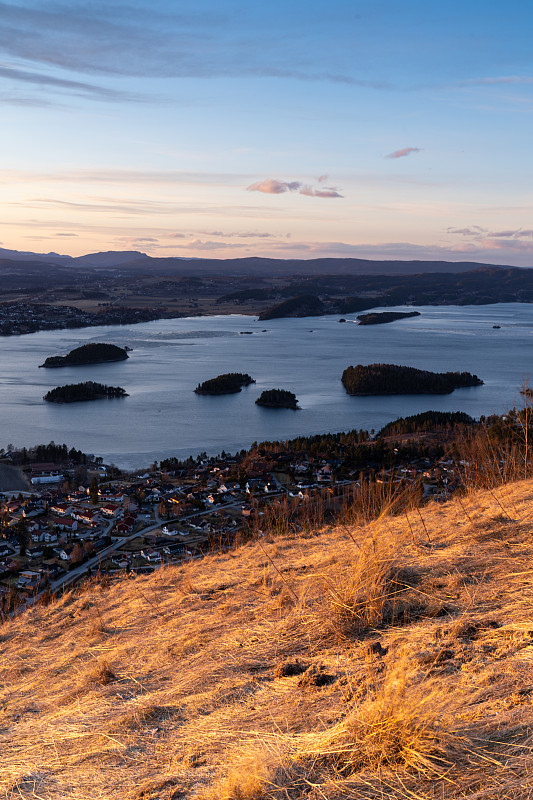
(0, 246), (522, 276)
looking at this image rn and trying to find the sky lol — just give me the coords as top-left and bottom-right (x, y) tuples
(1, 0), (533, 265)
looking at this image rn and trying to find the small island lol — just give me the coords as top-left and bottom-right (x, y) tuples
(356, 311), (421, 325)
(255, 389), (299, 409)
(341, 363), (483, 396)
(194, 373), (256, 395)
(40, 342), (129, 368)
(44, 381), (128, 403)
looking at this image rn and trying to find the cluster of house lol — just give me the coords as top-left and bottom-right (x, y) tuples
(0, 302), (94, 336)
(0, 484), (139, 596)
(372, 457), (461, 500)
(0, 440), (467, 607)
(0, 301), (167, 337)
(0, 466), (253, 599)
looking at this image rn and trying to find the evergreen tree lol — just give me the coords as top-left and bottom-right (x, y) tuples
(89, 477), (99, 504)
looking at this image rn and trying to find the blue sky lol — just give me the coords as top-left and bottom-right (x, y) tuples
(1, 0), (533, 264)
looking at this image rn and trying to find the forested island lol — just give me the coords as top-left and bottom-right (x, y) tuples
(255, 389), (299, 409)
(341, 364), (483, 395)
(40, 343), (129, 368)
(44, 381), (128, 403)
(194, 373), (255, 395)
(356, 311), (421, 325)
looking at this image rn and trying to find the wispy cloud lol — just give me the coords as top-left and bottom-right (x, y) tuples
(0, 168), (251, 186)
(6, 195), (275, 220)
(446, 226), (486, 236)
(17, 197), (172, 216)
(299, 185), (343, 198)
(0, 64), (139, 101)
(447, 226), (533, 240)
(0, 92), (59, 107)
(0, 2), (388, 93)
(385, 147), (422, 159)
(247, 178), (343, 198)
(186, 239), (248, 251)
(202, 231), (276, 239)
(455, 76), (533, 87)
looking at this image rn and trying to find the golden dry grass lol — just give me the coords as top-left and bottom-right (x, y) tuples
(3, 480), (533, 798)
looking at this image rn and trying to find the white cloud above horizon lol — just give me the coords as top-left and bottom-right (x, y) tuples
(247, 178), (343, 198)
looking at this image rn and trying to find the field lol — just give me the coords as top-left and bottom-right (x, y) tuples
(2, 480), (533, 798)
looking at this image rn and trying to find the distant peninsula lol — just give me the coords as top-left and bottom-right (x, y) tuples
(341, 364), (483, 396)
(194, 373), (256, 395)
(258, 294), (326, 321)
(256, 389), (299, 409)
(40, 343), (129, 368)
(356, 311), (421, 325)
(44, 381), (128, 403)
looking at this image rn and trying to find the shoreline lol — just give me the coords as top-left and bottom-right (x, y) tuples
(0, 298), (531, 338)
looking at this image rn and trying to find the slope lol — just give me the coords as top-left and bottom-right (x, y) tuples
(2, 480), (533, 799)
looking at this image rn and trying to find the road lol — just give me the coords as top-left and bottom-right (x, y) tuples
(20, 486), (287, 609)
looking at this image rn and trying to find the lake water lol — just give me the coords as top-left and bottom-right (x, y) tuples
(1, 304), (532, 469)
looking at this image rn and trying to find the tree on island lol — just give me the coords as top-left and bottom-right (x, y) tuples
(43, 381), (128, 403)
(256, 389), (299, 409)
(194, 373), (255, 395)
(341, 364), (483, 396)
(40, 343), (129, 368)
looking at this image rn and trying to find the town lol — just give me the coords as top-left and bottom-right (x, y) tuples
(0, 302), (170, 336)
(1, 407), (510, 613)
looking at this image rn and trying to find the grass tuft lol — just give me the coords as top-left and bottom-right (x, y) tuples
(203, 748), (279, 800)
(305, 653), (464, 778)
(316, 528), (409, 641)
(87, 659), (116, 686)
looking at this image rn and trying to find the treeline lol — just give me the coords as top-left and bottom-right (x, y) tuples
(1, 442), (92, 465)
(341, 364), (483, 395)
(160, 405), (533, 525)
(377, 411), (476, 437)
(251, 428), (371, 457)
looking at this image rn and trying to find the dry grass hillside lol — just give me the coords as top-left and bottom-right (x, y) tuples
(2, 480), (533, 799)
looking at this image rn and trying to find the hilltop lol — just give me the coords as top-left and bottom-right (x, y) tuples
(2, 479), (533, 798)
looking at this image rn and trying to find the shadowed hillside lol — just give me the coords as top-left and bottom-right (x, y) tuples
(2, 479), (533, 798)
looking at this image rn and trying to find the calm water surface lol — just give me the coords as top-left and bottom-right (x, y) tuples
(1, 304), (532, 469)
